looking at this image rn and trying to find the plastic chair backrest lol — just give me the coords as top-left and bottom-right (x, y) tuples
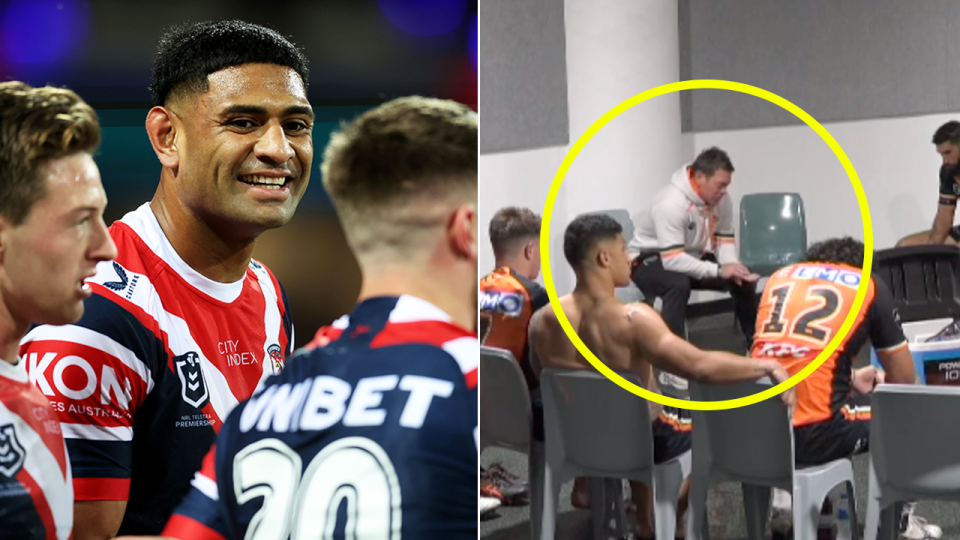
(872, 246), (960, 323)
(871, 384), (960, 496)
(479, 347), (532, 453)
(541, 369), (653, 472)
(739, 193), (807, 275)
(583, 209), (634, 242)
(689, 379), (794, 482)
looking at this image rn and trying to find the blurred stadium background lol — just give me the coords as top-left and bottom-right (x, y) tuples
(0, 0), (478, 346)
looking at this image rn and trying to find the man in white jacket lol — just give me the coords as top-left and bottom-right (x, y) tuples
(629, 147), (760, 349)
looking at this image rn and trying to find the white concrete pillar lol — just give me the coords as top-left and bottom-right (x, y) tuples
(550, 0), (683, 294)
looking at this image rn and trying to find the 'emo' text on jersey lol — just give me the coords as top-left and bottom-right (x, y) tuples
(18, 203), (294, 534)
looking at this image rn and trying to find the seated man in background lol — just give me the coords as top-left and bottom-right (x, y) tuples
(479, 206), (548, 506)
(629, 147), (759, 347)
(897, 121), (960, 247)
(529, 213), (792, 538)
(753, 237), (937, 540)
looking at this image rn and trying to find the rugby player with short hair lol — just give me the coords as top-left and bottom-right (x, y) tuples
(19, 20), (309, 538)
(752, 237), (938, 539)
(0, 81), (117, 540)
(530, 213), (792, 539)
(897, 121), (960, 247)
(478, 206), (545, 506)
(153, 96), (478, 540)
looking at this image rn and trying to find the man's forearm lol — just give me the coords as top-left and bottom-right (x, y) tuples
(930, 211), (954, 243)
(693, 351), (778, 384)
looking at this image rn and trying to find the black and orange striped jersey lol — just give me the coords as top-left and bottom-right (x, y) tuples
(750, 263), (907, 427)
(479, 267), (548, 389)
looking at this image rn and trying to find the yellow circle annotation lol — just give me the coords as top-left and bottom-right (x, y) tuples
(539, 79), (872, 411)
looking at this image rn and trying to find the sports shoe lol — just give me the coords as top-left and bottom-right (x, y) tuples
(768, 492), (836, 539)
(480, 477), (529, 506)
(481, 464), (529, 505)
(480, 496), (501, 518)
(484, 463), (526, 487)
(899, 503), (942, 539)
(770, 506), (792, 537)
(770, 488), (793, 537)
(924, 319), (960, 343)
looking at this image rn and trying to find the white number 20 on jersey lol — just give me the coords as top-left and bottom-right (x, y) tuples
(233, 437), (402, 540)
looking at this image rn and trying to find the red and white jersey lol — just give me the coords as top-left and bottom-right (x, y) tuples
(0, 358), (72, 540)
(18, 203), (294, 535)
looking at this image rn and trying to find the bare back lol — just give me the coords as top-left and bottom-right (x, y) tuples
(528, 294), (584, 374)
(578, 299), (659, 395)
(530, 293), (662, 415)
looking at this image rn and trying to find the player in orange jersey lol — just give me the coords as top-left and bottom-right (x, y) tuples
(753, 237), (937, 539)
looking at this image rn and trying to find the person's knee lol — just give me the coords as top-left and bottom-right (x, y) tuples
(896, 231), (930, 248)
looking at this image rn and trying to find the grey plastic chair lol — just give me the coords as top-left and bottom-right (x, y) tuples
(688, 379), (859, 540)
(865, 384), (960, 540)
(739, 193), (807, 277)
(540, 369), (690, 540)
(480, 346), (544, 540)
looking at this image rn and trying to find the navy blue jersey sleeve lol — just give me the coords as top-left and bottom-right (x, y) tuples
(18, 292), (165, 501)
(939, 165), (958, 206)
(161, 445), (230, 540)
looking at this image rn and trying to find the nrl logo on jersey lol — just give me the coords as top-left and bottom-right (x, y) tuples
(0, 424), (26, 478)
(175, 352), (210, 409)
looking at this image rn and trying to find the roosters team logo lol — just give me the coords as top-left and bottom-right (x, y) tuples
(174, 352), (210, 408)
(268, 344), (284, 374)
(0, 424), (26, 478)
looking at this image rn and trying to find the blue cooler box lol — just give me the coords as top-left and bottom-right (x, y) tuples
(870, 318), (960, 385)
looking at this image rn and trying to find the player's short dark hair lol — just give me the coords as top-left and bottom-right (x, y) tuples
(803, 237), (864, 268)
(0, 81), (100, 225)
(489, 207), (541, 256)
(321, 96), (476, 259)
(564, 214), (622, 269)
(690, 147), (735, 177)
(150, 19), (309, 106)
(932, 121), (960, 146)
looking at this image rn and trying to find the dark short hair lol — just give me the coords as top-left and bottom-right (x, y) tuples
(690, 147), (734, 177)
(932, 121), (960, 146)
(0, 82), (100, 225)
(564, 214), (622, 269)
(803, 237), (864, 268)
(150, 20), (309, 106)
(489, 207), (541, 256)
(320, 96), (477, 259)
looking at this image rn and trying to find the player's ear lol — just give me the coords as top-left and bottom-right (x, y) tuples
(145, 106), (181, 170)
(597, 247), (610, 268)
(0, 214), (9, 265)
(524, 240), (537, 261)
(450, 203), (477, 260)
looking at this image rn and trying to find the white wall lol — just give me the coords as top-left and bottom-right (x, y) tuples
(693, 111), (960, 251)
(481, 112), (958, 301)
(479, 146), (569, 279)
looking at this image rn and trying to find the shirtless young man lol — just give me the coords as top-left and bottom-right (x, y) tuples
(529, 213), (793, 537)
